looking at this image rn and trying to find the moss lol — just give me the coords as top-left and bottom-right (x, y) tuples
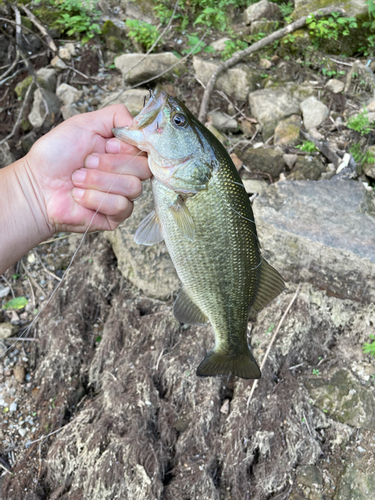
(33, 6), (60, 27)
(101, 20), (123, 39)
(15, 75), (51, 99)
(21, 16), (33, 31)
(292, 0), (368, 20)
(105, 36), (124, 53)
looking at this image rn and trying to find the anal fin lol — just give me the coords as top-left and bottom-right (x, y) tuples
(173, 287), (207, 326)
(134, 210), (164, 246)
(169, 196), (195, 242)
(252, 258), (285, 312)
(196, 348), (261, 380)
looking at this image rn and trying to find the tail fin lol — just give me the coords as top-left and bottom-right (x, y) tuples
(196, 348), (261, 380)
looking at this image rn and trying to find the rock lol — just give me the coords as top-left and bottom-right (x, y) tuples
(283, 153), (298, 169)
(9, 402), (17, 412)
(235, 146), (285, 179)
(325, 78), (345, 94)
(249, 86), (302, 140)
(345, 60), (375, 94)
(0, 142), (15, 168)
(50, 55), (67, 71)
(115, 52), (181, 85)
(58, 46), (71, 61)
(293, 0), (368, 19)
(13, 365), (25, 383)
(300, 96), (329, 131)
(36, 68), (57, 92)
(20, 131), (37, 154)
(106, 36), (124, 53)
(305, 369), (375, 431)
(100, 88), (149, 114)
(61, 104), (80, 120)
(337, 463), (375, 500)
(211, 37), (230, 52)
(252, 179), (375, 302)
(28, 88), (61, 129)
(274, 114), (301, 146)
(220, 399), (230, 415)
(0, 286), (10, 298)
(230, 153), (243, 170)
(205, 123), (228, 146)
(194, 57), (262, 101)
(244, 0), (281, 25)
(56, 83), (83, 106)
(367, 100), (375, 112)
(363, 145), (375, 179)
(259, 58), (272, 69)
(207, 111), (238, 132)
(65, 42), (76, 56)
(105, 181), (178, 299)
(296, 465), (323, 488)
(242, 179), (268, 195)
(287, 156), (326, 181)
(240, 119), (257, 138)
(0, 323), (17, 339)
(121, 0), (157, 25)
(250, 19), (279, 35)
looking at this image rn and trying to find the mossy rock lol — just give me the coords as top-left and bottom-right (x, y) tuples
(15, 75), (49, 99)
(278, 29), (311, 58)
(105, 36), (124, 53)
(249, 20), (280, 36)
(33, 6), (61, 27)
(101, 20), (123, 40)
(292, 0), (368, 20)
(21, 16), (33, 31)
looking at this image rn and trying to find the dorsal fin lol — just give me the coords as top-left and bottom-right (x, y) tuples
(173, 286), (207, 325)
(252, 259), (285, 312)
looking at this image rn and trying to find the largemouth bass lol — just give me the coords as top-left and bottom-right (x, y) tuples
(113, 89), (284, 379)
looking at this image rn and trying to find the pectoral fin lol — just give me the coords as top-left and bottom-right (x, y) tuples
(169, 197), (195, 242)
(134, 210), (164, 246)
(173, 287), (207, 325)
(252, 258), (285, 312)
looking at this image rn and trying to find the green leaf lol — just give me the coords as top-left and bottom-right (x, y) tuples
(3, 296), (28, 310)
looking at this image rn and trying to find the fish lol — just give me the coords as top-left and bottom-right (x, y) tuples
(113, 88), (285, 380)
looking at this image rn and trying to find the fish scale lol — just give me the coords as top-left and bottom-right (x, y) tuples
(113, 88), (285, 379)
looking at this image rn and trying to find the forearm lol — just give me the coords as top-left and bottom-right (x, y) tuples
(0, 158), (53, 274)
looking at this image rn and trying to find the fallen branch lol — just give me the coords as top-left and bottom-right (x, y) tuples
(21, 4), (57, 52)
(198, 7), (346, 123)
(246, 283), (301, 407)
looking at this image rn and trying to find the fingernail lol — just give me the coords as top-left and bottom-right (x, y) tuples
(72, 187), (84, 199)
(72, 169), (87, 183)
(107, 139), (120, 154)
(85, 154), (99, 168)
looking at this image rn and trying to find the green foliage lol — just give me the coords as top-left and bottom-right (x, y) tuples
(360, 0), (375, 56)
(312, 368), (321, 376)
(363, 334), (375, 357)
(221, 39), (248, 60)
(50, 0), (101, 43)
(125, 19), (160, 51)
(296, 141), (318, 153)
(181, 35), (214, 55)
(279, 1), (293, 20)
(306, 12), (357, 47)
(2, 297), (28, 310)
(349, 143), (375, 165)
(347, 108), (372, 135)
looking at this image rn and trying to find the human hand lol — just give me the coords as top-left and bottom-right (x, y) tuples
(21, 104), (150, 236)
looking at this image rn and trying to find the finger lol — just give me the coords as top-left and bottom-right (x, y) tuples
(72, 188), (133, 222)
(73, 104), (136, 138)
(105, 137), (147, 156)
(84, 153), (151, 180)
(72, 169), (143, 200)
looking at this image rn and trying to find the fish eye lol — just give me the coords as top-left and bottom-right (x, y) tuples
(173, 113), (187, 127)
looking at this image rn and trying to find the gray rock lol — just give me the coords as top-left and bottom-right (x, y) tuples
(294, 0), (367, 19)
(207, 110), (238, 132)
(274, 114), (301, 146)
(286, 156), (326, 181)
(0, 286), (10, 298)
(28, 88), (61, 129)
(100, 88), (148, 114)
(0, 142), (15, 169)
(56, 83), (83, 106)
(115, 53), (181, 85)
(296, 465), (323, 488)
(235, 146), (285, 179)
(194, 57), (262, 101)
(61, 104), (80, 120)
(325, 78), (345, 94)
(300, 96), (329, 131)
(337, 463), (375, 500)
(244, 0), (281, 25)
(211, 37), (230, 52)
(59, 46), (71, 61)
(249, 86), (301, 140)
(242, 179), (268, 195)
(363, 144), (375, 179)
(283, 153), (298, 169)
(35, 68), (57, 93)
(120, 0), (156, 24)
(252, 179), (375, 302)
(50, 55), (67, 71)
(105, 181), (178, 299)
(9, 402), (17, 412)
(305, 369), (375, 431)
(0, 322), (17, 339)
(345, 59), (375, 94)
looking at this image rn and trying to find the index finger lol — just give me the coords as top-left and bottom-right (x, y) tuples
(74, 104), (135, 139)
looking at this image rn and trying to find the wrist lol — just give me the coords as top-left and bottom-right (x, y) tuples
(0, 157), (54, 274)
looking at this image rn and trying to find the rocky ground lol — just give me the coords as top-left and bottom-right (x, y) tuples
(1, 0), (375, 499)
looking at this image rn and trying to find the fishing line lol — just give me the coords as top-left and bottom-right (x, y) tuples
(1, 150), (145, 358)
